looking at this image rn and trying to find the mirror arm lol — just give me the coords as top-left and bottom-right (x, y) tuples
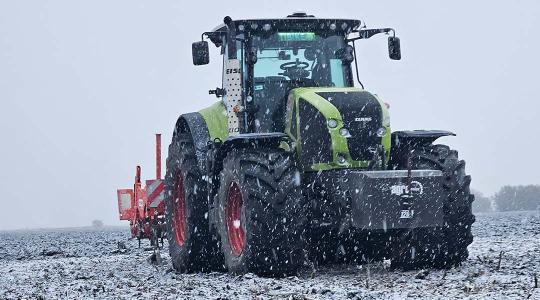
(347, 28), (395, 42)
(351, 41), (364, 89)
(201, 31), (226, 47)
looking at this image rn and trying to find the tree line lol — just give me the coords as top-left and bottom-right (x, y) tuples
(472, 185), (540, 213)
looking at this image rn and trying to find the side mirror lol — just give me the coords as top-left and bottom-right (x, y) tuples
(388, 36), (401, 60)
(192, 41), (209, 65)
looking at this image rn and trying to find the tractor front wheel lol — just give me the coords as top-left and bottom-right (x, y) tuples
(216, 148), (307, 276)
(390, 144), (475, 270)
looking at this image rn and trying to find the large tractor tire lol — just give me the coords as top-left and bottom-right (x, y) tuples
(391, 144), (475, 270)
(307, 191), (388, 265)
(216, 148), (307, 276)
(164, 133), (222, 272)
(308, 229), (340, 265)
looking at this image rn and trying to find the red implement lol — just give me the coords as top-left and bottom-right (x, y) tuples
(116, 134), (166, 247)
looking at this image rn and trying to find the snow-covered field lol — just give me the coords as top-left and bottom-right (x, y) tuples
(1, 211), (539, 299)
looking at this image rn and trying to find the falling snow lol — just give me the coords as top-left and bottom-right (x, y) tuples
(0, 211), (538, 299)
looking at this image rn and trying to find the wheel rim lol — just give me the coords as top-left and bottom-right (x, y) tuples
(172, 173), (187, 246)
(226, 182), (245, 256)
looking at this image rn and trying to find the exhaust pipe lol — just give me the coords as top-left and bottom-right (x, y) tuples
(155, 134), (161, 180)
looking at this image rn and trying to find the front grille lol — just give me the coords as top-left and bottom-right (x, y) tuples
(317, 91), (382, 161)
(299, 99), (333, 166)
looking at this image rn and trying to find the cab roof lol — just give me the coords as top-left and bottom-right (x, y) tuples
(208, 12), (362, 45)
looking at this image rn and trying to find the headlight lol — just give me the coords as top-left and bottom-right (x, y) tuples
(376, 127), (387, 137)
(336, 153), (347, 164)
(339, 128), (350, 137)
(327, 119), (338, 128)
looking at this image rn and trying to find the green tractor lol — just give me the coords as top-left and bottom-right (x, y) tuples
(164, 12), (474, 276)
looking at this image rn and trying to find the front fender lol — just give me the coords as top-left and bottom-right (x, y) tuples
(214, 133), (289, 170)
(392, 130), (456, 148)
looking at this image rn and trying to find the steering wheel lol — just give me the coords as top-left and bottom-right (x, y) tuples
(280, 60), (309, 71)
(279, 60), (310, 80)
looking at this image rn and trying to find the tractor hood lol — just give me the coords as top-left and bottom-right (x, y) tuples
(287, 87), (391, 171)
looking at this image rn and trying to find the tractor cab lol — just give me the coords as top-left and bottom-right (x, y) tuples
(192, 13), (400, 135)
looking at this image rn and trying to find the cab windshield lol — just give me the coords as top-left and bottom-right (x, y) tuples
(252, 33), (350, 87)
(247, 32), (352, 133)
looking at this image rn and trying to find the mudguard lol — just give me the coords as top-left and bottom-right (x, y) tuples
(213, 133), (288, 171)
(173, 112), (211, 174)
(222, 132), (287, 147)
(392, 130), (455, 148)
(389, 130), (455, 170)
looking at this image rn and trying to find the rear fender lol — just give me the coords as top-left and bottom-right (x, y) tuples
(173, 112), (212, 174)
(172, 102), (229, 174)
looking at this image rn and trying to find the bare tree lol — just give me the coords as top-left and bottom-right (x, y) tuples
(493, 185), (540, 211)
(472, 189), (493, 213)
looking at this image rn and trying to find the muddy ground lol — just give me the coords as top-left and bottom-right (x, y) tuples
(1, 211), (539, 299)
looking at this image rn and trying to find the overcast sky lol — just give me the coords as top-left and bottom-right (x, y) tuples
(1, 1), (539, 230)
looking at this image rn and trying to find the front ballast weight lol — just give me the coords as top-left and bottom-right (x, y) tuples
(315, 169), (446, 231)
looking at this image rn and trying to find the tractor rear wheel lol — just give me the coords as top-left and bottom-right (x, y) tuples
(165, 133), (222, 272)
(390, 144), (475, 270)
(216, 148), (307, 276)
